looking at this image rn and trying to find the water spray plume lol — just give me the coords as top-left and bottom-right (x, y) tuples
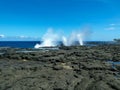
(34, 28), (59, 48)
(62, 36), (68, 46)
(34, 27), (91, 48)
(77, 33), (83, 45)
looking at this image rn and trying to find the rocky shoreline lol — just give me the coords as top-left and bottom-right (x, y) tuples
(0, 45), (120, 90)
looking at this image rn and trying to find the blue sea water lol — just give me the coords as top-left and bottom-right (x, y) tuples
(0, 41), (116, 48)
(0, 41), (40, 48)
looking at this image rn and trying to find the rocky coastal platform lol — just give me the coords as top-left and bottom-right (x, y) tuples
(0, 45), (120, 90)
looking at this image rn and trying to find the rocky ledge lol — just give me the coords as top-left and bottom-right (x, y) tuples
(0, 45), (120, 90)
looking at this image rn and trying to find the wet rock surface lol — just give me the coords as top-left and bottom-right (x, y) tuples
(0, 45), (120, 90)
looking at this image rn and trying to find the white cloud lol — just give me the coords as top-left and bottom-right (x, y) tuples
(105, 23), (120, 30)
(105, 27), (115, 30)
(110, 24), (116, 26)
(19, 36), (28, 39)
(0, 35), (5, 38)
(109, 23), (120, 26)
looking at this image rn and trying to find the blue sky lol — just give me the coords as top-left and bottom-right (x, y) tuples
(0, 0), (120, 41)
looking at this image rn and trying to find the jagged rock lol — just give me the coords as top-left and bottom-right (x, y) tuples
(0, 45), (120, 90)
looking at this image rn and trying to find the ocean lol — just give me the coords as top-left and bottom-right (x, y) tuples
(0, 41), (40, 48)
(0, 41), (116, 48)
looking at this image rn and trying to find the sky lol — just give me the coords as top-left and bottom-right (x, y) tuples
(0, 0), (120, 41)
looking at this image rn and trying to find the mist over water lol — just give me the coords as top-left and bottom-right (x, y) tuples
(34, 28), (91, 48)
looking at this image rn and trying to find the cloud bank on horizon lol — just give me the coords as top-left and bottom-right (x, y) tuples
(0, 35), (40, 41)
